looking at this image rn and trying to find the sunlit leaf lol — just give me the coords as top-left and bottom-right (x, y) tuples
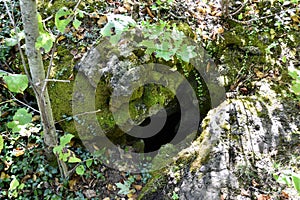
(35, 32), (55, 53)
(76, 165), (85, 175)
(68, 156), (81, 163)
(292, 173), (300, 193)
(3, 74), (28, 93)
(9, 177), (19, 191)
(73, 18), (81, 29)
(55, 7), (72, 33)
(13, 108), (32, 125)
(0, 135), (3, 153)
(60, 134), (74, 146)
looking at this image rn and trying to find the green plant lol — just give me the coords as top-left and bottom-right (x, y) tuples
(172, 191), (179, 200)
(289, 70), (300, 98)
(115, 176), (135, 195)
(273, 170), (300, 194)
(139, 21), (196, 63)
(53, 134), (81, 162)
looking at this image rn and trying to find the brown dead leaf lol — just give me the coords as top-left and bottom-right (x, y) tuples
(57, 35), (66, 42)
(0, 171), (10, 179)
(254, 68), (264, 78)
(241, 188), (250, 197)
(281, 190), (289, 199)
(124, 3), (131, 11)
(21, 174), (31, 183)
(257, 194), (271, 200)
(132, 184), (142, 191)
(216, 27), (224, 34)
(135, 174), (142, 181)
(97, 15), (108, 27)
(146, 7), (155, 18)
(252, 179), (260, 187)
(14, 148), (25, 157)
(69, 179), (77, 190)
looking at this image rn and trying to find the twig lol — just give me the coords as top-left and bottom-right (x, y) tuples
(8, 91), (40, 113)
(45, 79), (71, 83)
(42, 0), (82, 94)
(54, 109), (102, 124)
(229, 1), (247, 17)
(3, 1), (35, 92)
(229, 8), (297, 25)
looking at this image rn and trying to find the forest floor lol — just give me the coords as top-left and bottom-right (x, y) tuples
(0, 0), (299, 199)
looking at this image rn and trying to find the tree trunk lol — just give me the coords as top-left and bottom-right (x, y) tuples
(20, 0), (68, 177)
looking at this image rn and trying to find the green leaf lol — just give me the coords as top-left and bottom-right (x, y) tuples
(101, 14), (136, 37)
(55, 7), (72, 33)
(116, 182), (130, 195)
(289, 71), (299, 79)
(292, 173), (300, 193)
(9, 177), (19, 191)
(86, 159), (93, 168)
(76, 9), (84, 18)
(60, 134), (74, 146)
(291, 82), (300, 95)
(155, 50), (173, 61)
(13, 108), (32, 125)
(238, 13), (243, 20)
(3, 74), (28, 93)
(53, 145), (63, 155)
(5, 37), (18, 47)
(73, 18), (81, 29)
(68, 156), (81, 163)
(0, 135), (3, 153)
(35, 32), (55, 53)
(76, 165), (85, 175)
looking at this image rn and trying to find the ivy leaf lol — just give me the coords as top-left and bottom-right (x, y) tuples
(177, 45), (197, 62)
(3, 74), (28, 93)
(116, 182), (131, 195)
(55, 7), (72, 33)
(86, 159), (93, 168)
(13, 108), (32, 125)
(155, 50), (173, 61)
(73, 18), (81, 30)
(7, 121), (21, 133)
(76, 165), (85, 175)
(9, 177), (19, 191)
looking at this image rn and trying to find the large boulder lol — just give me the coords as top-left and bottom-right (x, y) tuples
(138, 79), (300, 200)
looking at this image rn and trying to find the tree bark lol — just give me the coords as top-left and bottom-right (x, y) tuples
(20, 0), (68, 177)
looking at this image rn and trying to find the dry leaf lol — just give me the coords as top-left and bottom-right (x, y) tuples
(97, 15), (108, 27)
(257, 194), (271, 200)
(281, 190), (289, 199)
(252, 179), (260, 187)
(217, 27), (224, 34)
(69, 179), (77, 190)
(0, 172), (10, 179)
(124, 3), (131, 11)
(57, 35), (66, 42)
(14, 148), (25, 157)
(133, 184), (142, 191)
